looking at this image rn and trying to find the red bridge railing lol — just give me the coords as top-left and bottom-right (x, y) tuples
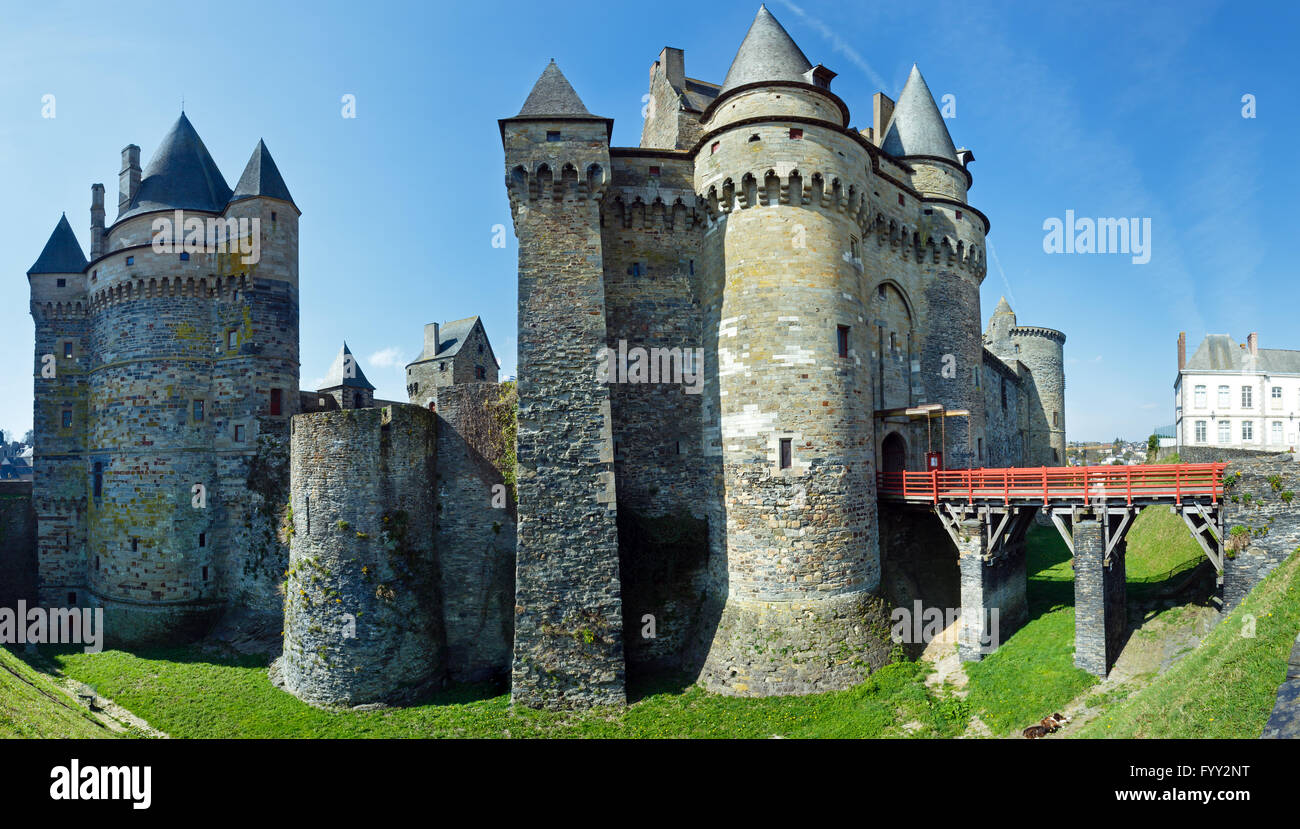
(876, 463), (1228, 506)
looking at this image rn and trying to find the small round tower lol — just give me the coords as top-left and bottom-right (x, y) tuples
(276, 405), (444, 707)
(1010, 325), (1066, 465)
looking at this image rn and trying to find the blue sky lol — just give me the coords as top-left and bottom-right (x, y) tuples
(0, 0), (1295, 443)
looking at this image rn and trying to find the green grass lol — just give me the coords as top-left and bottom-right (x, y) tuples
(1076, 548), (1300, 738)
(1124, 506), (1206, 583)
(963, 524), (1096, 734)
(0, 646), (114, 738)
(46, 647), (970, 739)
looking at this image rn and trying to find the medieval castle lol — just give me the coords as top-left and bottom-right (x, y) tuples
(19, 6), (1066, 709)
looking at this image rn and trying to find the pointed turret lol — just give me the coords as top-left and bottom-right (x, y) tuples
(119, 113), (233, 221)
(993, 296), (1015, 318)
(28, 214), (88, 275)
(516, 60), (592, 117)
(230, 139), (296, 208)
(320, 342), (375, 392)
(719, 5), (813, 94)
(880, 65), (957, 160)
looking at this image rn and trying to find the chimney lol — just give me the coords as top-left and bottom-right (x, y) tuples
(90, 183), (106, 259)
(657, 47), (685, 91)
(872, 93), (895, 147)
(119, 145), (141, 216)
(1177, 331), (1186, 371)
(1248, 332), (1258, 357)
(423, 322), (441, 358)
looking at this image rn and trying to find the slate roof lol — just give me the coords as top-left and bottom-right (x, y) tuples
(230, 140), (296, 207)
(881, 65), (958, 161)
(119, 113), (233, 221)
(1184, 334), (1300, 374)
(992, 296), (1015, 317)
(413, 316), (482, 363)
(28, 214), (88, 275)
(516, 61), (592, 117)
(681, 78), (721, 112)
(319, 342), (376, 390)
(719, 5), (813, 94)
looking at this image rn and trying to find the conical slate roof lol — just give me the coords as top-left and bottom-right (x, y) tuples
(230, 139), (295, 207)
(516, 60), (591, 117)
(28, 214), (88, 275)
(719, 5), (813, 94)
(120, 113), (233, 220)
(993, 296), (1014, 316)
(881, 65), (958, 161)
(320, 342), (375, 391)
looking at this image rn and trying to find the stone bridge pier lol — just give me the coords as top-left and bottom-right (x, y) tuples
(936, 505), (1035, 662)
(1070, 517), (1129, 676)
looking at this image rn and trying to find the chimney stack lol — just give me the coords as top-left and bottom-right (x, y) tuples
(656, 47), (685, 91)
(423, 322), (441, 358)
(1248, 332), (1258, 357)
(872, 93), (895, 147)
(90, 183), (106, 259)
(1177, 331), (1186, 371)
(119, 144), (141, 216)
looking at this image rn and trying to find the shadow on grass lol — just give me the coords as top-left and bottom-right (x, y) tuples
(28, 643), (509, 707)
(1026, 524), (1075, 619)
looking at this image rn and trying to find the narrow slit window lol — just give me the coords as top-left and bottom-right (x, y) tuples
(779, 438), (793, 470)
(270, 388), (282, 416)
(837, 325), (850, 358)
(92, 462), (103, 497)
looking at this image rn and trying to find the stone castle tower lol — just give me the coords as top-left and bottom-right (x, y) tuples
(983, 297), (1067, 465)
(503, 5), (1065, 705)
(27, 113), (300, 645)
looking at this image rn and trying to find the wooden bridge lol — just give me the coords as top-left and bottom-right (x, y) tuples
(877, 463), (1230, 677)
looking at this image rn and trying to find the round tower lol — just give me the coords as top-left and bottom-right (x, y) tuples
(693, 6), (891, 695)
(1010, 326), (1066, 465)
(275, 405), (443, 707)
(83, 115), (300, 644)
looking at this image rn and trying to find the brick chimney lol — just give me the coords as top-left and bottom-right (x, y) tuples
(1177, 331), (1186, 371)
(1247, 332), (1258, 357)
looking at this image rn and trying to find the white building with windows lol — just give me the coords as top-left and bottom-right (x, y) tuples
(1175, 331), (1300, 453)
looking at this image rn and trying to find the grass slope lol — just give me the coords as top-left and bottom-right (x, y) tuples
(0, 646), (113, 738)
(1076, 548), (1300, 738)
(49, 647), (972, 739)
(963, 524), (1095, 734)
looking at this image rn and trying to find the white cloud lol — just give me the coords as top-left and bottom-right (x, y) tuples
(368, 347), (405, 369)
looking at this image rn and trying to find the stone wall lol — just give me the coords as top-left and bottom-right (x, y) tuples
(0, 481), (37, 607)
(276, 405), (443, 707)
(505, 118), (627, 708)
(1222, 454), (1300, 610)
(433, 383), (515, 683)
(982, 351), (1025, 468)
(1177, 446), (1287, 465)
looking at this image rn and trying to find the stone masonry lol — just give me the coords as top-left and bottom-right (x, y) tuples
(1073, 517), (1128, 676)
(1222, 454), (1300, 611)
(275, 405), (443, 707)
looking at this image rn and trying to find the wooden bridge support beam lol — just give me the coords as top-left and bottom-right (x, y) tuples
(1073, 517), (1129, 677)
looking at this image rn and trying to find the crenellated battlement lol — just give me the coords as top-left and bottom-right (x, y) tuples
(505, 159), (609, 204)
(87, 272), (255, 312)
(1011, 325), (1066, 344)
(602, 191), (706, 232)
